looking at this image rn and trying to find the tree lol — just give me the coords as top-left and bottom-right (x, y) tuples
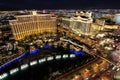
(106, 19), (115, 25)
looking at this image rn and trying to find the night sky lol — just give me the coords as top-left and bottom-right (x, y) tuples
(0, 0), (120, 10)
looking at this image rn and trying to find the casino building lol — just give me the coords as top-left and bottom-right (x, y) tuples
(9, 11), (57, 40)
(61, 11), (93, 36)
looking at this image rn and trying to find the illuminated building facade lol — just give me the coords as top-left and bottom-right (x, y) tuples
(95, 19), (105, 30)
(61, 11), (93, 36)
(9, 11), (57, 40)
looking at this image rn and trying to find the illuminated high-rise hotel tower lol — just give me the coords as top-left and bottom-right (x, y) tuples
(9, 11), (56, 40)
(61, 11), (93, 36)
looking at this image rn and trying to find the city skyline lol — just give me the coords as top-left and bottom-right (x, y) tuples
(0, 0), (120, 10)
(0, 9), (120, 80)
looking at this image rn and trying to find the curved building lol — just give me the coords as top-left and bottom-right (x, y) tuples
(9, 11), (57, 40)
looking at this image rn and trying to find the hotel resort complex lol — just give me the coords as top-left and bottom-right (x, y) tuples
(0, 10), (120, 80)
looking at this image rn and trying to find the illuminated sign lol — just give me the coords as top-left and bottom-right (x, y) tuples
(0, 73), (8, 80)
(30, 60), (37, 66)
(70, 54), (76, 58)
(47, 56), (53, 61)
(39, 58), (46, 63)
(63, 54), (68, 58)
(10, 68), (19, 75)
(21, 64), (29, 70)
(56, 55), (61, 59)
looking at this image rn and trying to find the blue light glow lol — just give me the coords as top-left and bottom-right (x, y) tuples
(69, 49), (74, 53)
(43, 45), (52, 49)
(0, 47), (84, 71)
(29, 48), (40, 55)
(69, 49), (85, 55)
(0, 53), (27, 70)
(0, 48), (40, 70)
